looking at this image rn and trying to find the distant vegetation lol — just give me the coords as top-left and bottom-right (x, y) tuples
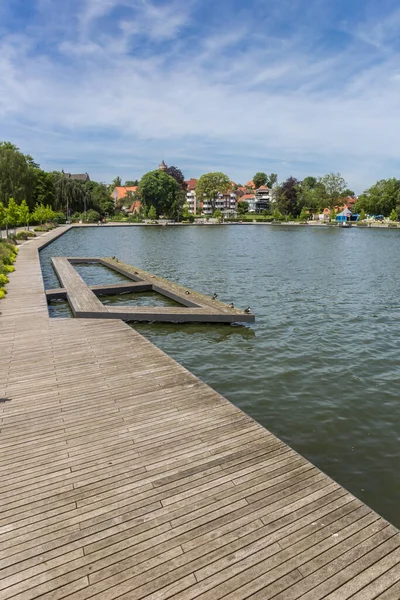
(1, 141), (400, 231)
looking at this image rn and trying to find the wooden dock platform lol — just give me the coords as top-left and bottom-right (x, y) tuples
(0, 226), (399, 600)
(49, 256), (255, 323)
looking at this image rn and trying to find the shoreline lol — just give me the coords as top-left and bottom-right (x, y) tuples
(68, 220), (400, 229)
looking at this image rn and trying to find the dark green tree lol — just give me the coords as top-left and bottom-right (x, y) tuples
(253, 172), (268, 189)
(0, 142), (32, 205)
(33, 170), (56, 210)
(139, 170), (179, 217)
(165, 166), (186, 189)
(85, 181), (115, 215)
(237, 201), (249, 215)
(124, 180), (139, 186)
(275, 177), (301, 216)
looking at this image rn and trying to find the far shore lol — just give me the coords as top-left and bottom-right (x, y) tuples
(69, 220), (399, 230)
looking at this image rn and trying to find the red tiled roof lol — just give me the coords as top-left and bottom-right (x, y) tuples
(113, 186), (138, 200)
(185, 178), (198, 191)
(256, 186), (270, 191)
(239, 194), (255, 201)
(245, 180), (255, 189)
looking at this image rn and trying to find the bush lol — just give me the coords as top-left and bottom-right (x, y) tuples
(52, 212), (67, 224)
(85, 209), (101, 223)
(16, 230), (36, 240)
(0, 239), (17, 297)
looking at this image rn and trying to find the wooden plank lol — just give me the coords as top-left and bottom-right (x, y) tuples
(0, 225), (398, 600)
(51, 257), (106, 316)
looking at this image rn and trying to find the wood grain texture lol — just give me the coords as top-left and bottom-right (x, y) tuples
(0, 225), (398, 599)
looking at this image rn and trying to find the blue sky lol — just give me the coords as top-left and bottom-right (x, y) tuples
(1, 0), (400, 191)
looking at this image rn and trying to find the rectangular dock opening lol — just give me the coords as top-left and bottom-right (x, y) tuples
(48, 256), (255, 323)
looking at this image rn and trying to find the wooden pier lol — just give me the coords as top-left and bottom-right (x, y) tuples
(48, 257), (255, 323)
(0, 226), (399, 600)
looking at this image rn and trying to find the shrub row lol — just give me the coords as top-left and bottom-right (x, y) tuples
(0, 240), (18, 299)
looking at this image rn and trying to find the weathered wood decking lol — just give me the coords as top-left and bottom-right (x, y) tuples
(0, 226), (399, 600)
(50, 257), (255, 323)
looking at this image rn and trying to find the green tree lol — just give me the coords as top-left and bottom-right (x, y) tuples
(34, 170), (56, 210)
(181, 204), (190, 219)
(147, 205), (157, 220)
(272, 208), (283, 220)
(267, 173), (278, 188)
(390, 208), (398, 221)
(196, 172), (231, 214)
(319, 173), (347, 210)
(302, 176), (317, 189)
(358, 209), (366, 221)
(44, 204), (55, 222)
(0, 142), (32, 205)
(213, 209), (223, 221)
(139, 170), (179, 217)
(237, 201), (249, 215)
(18, 199), (30, 228)
(253, 172), (267, 189)
(124, 180), (139, 186)
(85, 181), (115, 215)
(7, 198), (19, 233)
(32, 203), (47, 224)
(298, 207), (308, 221)
(355, 179), (400, 217)
(110, 176), (122, 191)
(0, 202), (6, 235)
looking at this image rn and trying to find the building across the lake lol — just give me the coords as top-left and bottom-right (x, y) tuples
(62, 171), (90, 182)
(185, 178), (199, 214)
(112, 186), (138, 211)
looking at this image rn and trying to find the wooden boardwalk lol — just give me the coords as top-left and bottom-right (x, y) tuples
(0, 227), (399, 600)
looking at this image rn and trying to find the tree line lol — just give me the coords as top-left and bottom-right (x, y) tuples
(0, 142), (115, 224)
(2, 141), (400, 226)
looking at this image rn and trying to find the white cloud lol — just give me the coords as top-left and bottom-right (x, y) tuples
(1, 0), (400, 191)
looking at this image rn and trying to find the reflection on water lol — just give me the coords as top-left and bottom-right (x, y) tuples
(74, 263), (129, 286)
(133, 322), (256, 342)
(40, 225), (400, 527)
(100, 291), (181, 308)
(48, 299), (73, 318)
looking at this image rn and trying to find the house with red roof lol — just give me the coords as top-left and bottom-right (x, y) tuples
(245, 180), (255, 189)
(112, 186), (138, 203)
(185, 178), (199, 214)
(238, 193), (256, 212)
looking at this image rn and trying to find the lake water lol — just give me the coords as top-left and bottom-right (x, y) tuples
(40, 224), (400, 527)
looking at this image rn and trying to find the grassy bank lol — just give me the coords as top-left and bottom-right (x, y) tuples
(0, 240), (18, 299)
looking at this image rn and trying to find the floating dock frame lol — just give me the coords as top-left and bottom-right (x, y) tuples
(49, 257), (255, 323)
